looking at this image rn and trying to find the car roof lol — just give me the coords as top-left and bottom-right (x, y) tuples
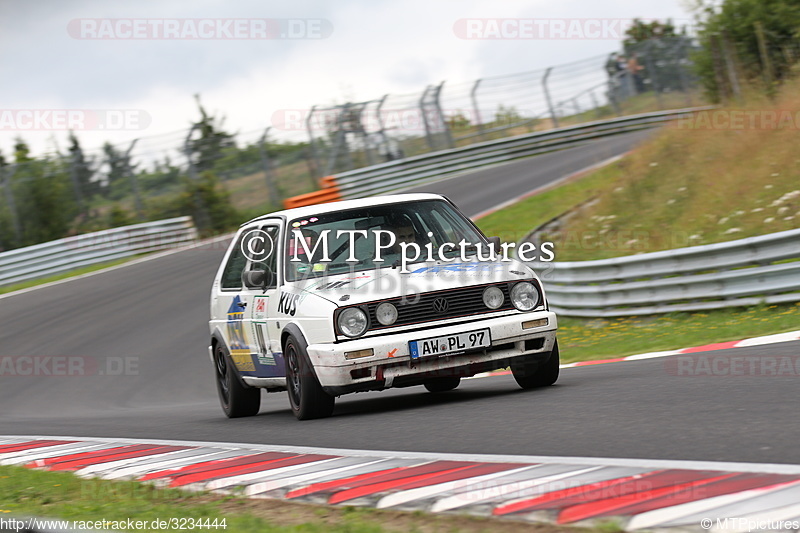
(241, 193), (448, 226)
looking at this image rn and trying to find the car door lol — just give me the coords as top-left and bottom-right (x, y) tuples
(210, 228), (257, 376)
(243, 222), (285, 378)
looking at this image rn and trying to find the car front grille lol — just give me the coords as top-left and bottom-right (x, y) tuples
(366, 282), (516, 331)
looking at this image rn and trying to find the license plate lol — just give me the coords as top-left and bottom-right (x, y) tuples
(409, 328), (491, 359)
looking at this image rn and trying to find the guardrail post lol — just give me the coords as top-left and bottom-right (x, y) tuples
(720, 31), (743, 100)
(68, 147), (86, 215)
(675, 40), (693, 107)
(182, 124), (210, 231)
(1, 164), (22, 245)
(590, 91), (602, 118)
(359, 102), (377, 168)
(123, 139), (144, 220)
(258, 127), (282, 205)
(375, 94), (395, 160)
(419, 86), (435, 152)
(470, 79), (485, 142)
(542, 67), (559, 129)
(434, 81), (455, 149)
(607, 79), (622, 116)
(644, 41), (664, 108)
(183, 124), (200, 181)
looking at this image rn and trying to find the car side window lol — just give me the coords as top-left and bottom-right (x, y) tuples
(253, 225), (280, 288)
(221, 233), (248, 290)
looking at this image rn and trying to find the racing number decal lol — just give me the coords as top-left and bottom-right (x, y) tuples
(252, 296), (269, 320)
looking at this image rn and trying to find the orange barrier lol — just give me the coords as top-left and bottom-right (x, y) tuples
(283, 176), (342, 209)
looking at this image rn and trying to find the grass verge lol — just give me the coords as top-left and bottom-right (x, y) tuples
(475, 81), (800, 363)
(474, 163), (616, 245)
(0, 258), (135, 297)
(0, 465), (590, 533)
(557, 302), (800, 363)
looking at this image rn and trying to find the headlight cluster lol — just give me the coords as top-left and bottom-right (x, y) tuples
(338, 281), (541, 338)
(510, 281), (539, 311)
(482, 282), (540, 311)
(337, 307), (368, 338)
(375, 302), (398, 326)
(482, 286), (504, 309)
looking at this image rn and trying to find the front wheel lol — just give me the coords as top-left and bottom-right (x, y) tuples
(424, 377), (461, 393)
(285, 335), (335, 420)
(512, 340), (560, 389)
(214, 342), (260, 418)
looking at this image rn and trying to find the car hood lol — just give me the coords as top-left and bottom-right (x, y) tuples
(291, 259), (543, 306)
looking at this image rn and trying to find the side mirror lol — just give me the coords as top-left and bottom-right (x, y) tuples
(242, 267), (274, 291)
(488, 236), (502, 255)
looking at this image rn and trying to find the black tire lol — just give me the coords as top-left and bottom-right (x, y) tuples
(214, 342), (260, 418)
(512, 340), (560, 389)
(284, 334), (335, 420)
(424, 377), (461, 393)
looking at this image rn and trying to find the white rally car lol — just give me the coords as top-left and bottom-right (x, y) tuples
(209, 193), (559, 420)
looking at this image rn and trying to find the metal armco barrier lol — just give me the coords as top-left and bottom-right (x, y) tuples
(527, 228), (800, 317)
(0, 217), (198, 287)
(336, 108), (711, 200)
(281, 108), (712, 207)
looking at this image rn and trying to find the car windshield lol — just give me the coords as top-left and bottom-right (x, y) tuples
(285, 199), (487, 281)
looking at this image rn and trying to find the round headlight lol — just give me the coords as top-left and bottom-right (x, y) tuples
(338, 307), (368, 337)
(375, 302), (398, 326)
(511, 282), (539, 311)
(482, 286), (504, 310)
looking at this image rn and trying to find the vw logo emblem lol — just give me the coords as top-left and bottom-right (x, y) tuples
(432, 297), (449, 313)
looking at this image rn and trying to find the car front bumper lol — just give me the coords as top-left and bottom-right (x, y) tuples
(305, 311), (558, 394)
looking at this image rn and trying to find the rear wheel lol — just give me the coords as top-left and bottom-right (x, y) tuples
(285, 335), (335, 420)
(512, 340), (560, 389)
(214, 342), (260, 418)
(424, 377), (461, 393)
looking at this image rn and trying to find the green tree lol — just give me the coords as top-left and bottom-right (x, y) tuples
(189, 94), (235, 174)
(692, 0), (800, 101)
(624, 19), (680, 45)
(68, 132), (98, 201)
(494, 104), (523, 126)
(138, 155), (182, 195)
(446, 112), (471, 133)
(102, 142), (134, 200)
(13, 139), (76, 245)
(0, 151), (13, 250)
(179, 171), (239, 233)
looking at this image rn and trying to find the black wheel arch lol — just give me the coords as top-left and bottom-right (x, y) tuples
(281, 323), (323, 383)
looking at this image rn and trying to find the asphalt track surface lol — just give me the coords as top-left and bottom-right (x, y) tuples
(2, 130), (798, 465)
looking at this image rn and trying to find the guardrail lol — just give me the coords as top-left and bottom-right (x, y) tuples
(527, 228), (800, 317)
(0, 217), (198, 287)
(335, 107), (711, 199)
(283, 107), (713, 208)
